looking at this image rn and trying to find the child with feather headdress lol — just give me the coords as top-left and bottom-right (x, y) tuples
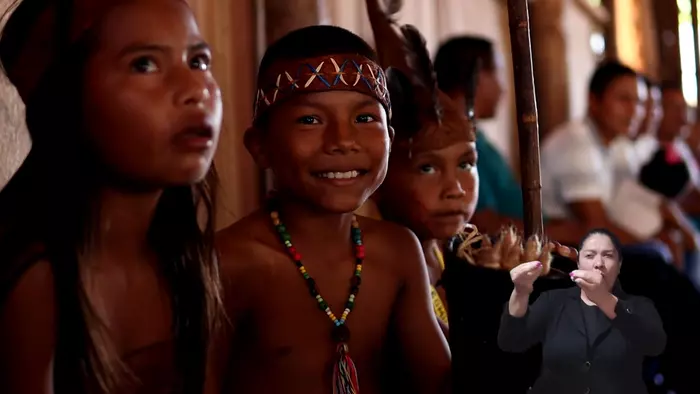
(362, 0), (576, 331)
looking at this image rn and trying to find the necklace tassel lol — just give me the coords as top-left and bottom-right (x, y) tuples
(333, 343), (360, 394)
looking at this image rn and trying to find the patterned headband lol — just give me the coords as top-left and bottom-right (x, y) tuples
(253, 54), (391, 121)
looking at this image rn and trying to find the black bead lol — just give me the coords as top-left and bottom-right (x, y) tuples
(332, 324), (351, 343)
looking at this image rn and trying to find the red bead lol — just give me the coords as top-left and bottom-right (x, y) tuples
(289, 246), (297, 254)
(294, 253), (302, 261)
(356, 245), (365, 259)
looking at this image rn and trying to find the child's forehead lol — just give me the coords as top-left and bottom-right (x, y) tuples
(392, 140), (476, 164)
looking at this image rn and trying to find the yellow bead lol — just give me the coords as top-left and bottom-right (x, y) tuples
(356, 265), (362, 272)
(272, 219), (280, 226)
(299, 267), (306, 274)
(270, 211), (279, 220)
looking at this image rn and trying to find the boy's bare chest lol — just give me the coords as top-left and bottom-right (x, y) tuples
(245, 256), (401, 362)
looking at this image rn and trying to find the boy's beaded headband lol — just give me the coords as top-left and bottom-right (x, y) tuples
(253, 54), (391, 121)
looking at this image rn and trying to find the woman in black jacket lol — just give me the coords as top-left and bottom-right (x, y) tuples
(498, 228), (666, 394)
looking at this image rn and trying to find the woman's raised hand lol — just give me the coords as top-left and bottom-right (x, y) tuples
(510, 261), (543, 295)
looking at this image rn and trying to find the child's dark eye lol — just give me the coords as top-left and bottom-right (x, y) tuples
(419, 164), (437, 174)
(356, 114), (377, 123)
(190, 54), (211, 71)
(131, 57), (159, 73)
(458, 161), (476, 171)
(296, 116), (320, 125)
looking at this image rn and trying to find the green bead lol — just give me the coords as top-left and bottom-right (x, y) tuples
(277, 225), (287, 233)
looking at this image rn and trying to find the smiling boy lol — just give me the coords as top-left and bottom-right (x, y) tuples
(210, 26), (451, 394)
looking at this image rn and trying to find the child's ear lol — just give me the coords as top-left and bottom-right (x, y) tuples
(244, 126), (270, 169)
(388, 125), (395, 147)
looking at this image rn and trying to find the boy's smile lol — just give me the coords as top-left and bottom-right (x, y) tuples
(313, 169), (369, 186)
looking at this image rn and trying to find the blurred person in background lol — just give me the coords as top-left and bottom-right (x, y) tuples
(434, 36), (582, 246)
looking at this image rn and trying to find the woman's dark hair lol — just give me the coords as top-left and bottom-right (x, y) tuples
(434, 35), (494, 95)
(0, 2), (221, 393)
(253, 25), (378, 128)
(578, 228), (623, 261)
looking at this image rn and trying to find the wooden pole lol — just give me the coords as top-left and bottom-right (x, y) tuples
(506, 0), (544, 239)
(692, 0), (700, 118)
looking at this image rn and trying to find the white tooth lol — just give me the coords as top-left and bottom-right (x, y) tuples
(319, 171), (361, 179)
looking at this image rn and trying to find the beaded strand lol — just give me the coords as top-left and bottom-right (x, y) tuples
(269, 210), (364, 341)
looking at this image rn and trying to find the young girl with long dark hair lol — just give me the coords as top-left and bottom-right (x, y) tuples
(0, 1), (223, 392)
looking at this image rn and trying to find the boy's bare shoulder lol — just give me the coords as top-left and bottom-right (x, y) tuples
(357, 215), (424, 265)
(216, 210), (287, 283)
(216, 209), (278, 267)
(215, 210), (285, 311)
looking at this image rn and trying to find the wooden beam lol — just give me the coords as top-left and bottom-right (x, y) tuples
(652, 0), (683, 85)
(529, 0), (570, 139)
(572, 0), (611, 26)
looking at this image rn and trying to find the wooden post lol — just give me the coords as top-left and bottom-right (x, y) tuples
(506, 0), (544, 239)
(652, 0), (683, 86)
(601, 0), (617, 59)
(692, 0), (700, 118)
(529, 0), (570, 140)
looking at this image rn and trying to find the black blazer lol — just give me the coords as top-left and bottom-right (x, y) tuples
(497, 286), (666, 394)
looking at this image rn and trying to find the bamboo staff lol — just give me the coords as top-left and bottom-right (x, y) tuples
(506, 0), (544, 239)
(692, 0), (700, 119)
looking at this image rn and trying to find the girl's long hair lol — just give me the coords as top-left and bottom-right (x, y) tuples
(0, 1), (222, 392)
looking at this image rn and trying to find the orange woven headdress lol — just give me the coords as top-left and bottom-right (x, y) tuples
(0, 0), (186, 104)
(365, 0), (476, 155)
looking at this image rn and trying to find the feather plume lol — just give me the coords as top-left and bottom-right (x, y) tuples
(399, 25), (441, 123)
(365, 0), (405, 70)
(386, 68), (422, 137)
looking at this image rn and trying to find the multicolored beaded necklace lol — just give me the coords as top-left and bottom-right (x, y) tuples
(269, 206), (363, 394)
